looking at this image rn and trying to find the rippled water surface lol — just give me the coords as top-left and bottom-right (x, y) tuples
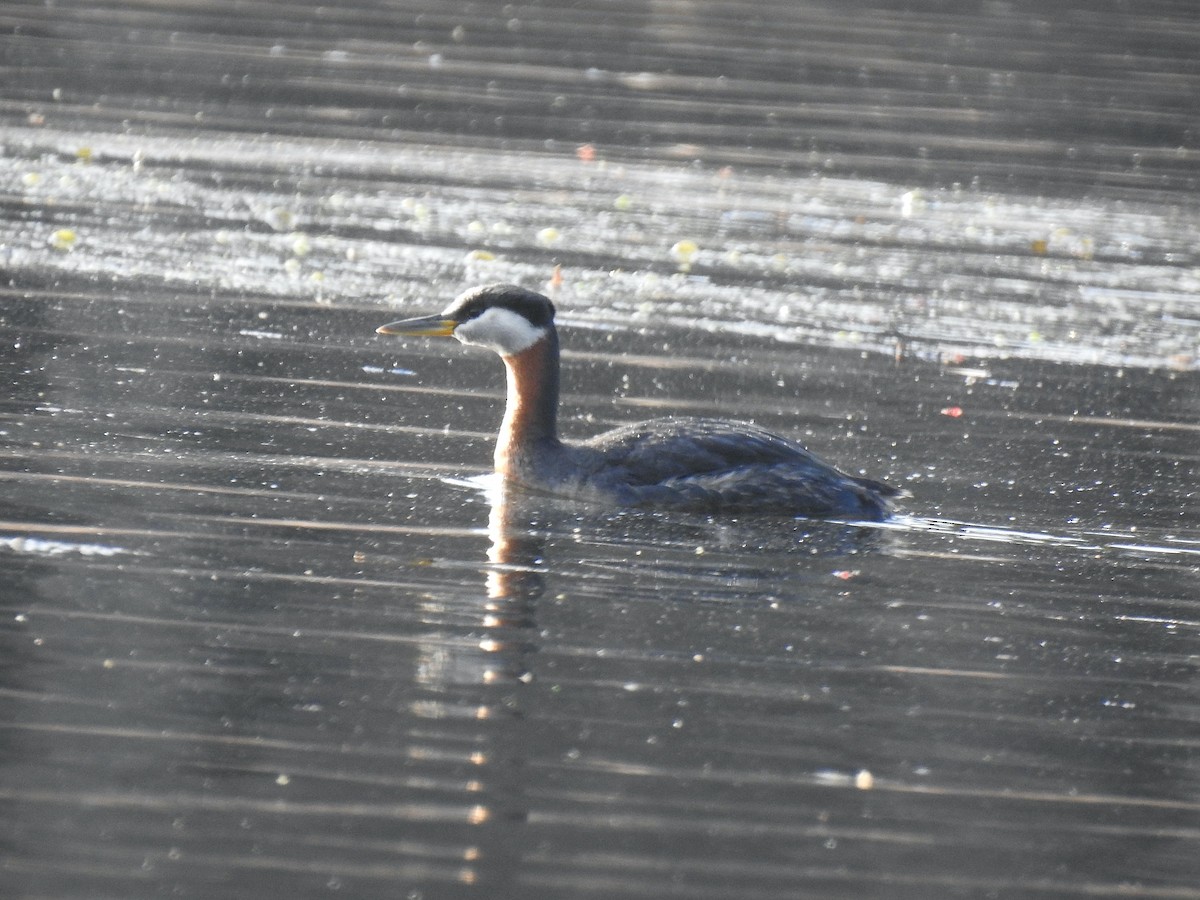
(2, 2), (1199, 898)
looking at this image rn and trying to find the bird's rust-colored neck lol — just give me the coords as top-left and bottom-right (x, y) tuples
(496, 330), (560, 477)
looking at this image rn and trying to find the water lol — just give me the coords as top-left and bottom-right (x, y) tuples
(2, 1), (1200, 898)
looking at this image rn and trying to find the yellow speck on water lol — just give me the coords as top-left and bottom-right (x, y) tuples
(613, 193), (633, 211)
(465, 249), (497, 262)
(854, 769), (875, 790)
(536, 226), (561, 246)
(21, 172), (42, 187)
(48, 228), (77, 251)
(75, 147), (93, 162)
(275, 774), (290, 786)
(670, 239), (699, 268)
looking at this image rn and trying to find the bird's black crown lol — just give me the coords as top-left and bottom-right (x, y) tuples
(448, 283), (556, 328)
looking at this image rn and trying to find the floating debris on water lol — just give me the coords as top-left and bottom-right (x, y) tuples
(47, 228), (77, 250)
(899, 189), (925, 217)
(259, 205), (296, 232)
(670, 239), (699, 269)
(290, 232), (311, 256)
(400, 197), (431, 221)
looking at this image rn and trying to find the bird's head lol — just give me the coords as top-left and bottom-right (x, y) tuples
(376, 283), (556, 356)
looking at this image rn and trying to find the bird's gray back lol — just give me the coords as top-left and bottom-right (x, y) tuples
(570, 417), (895, 518)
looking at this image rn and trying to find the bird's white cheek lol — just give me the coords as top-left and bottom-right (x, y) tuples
(454, 307), (545, 355)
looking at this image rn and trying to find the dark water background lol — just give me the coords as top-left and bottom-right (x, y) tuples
(2, 1), (1199, 898)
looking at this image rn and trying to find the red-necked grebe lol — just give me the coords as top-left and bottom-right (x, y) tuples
(377, 283), (900, 520)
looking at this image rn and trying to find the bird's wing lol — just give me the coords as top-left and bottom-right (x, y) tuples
(583, 417), (831, 481)
(579, 417), (897, 518)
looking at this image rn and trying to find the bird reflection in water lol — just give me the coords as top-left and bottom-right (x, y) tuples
(479, 480), (546, 685)
(408, 476), (548, 890)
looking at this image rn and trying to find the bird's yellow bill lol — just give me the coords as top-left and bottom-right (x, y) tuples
(376, 315), (457, 337)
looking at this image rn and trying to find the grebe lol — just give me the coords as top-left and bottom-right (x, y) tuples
(376, 283), (900, 520)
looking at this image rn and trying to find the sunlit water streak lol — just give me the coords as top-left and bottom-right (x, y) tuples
(3, 127), (1198, 372)
(0, 535), (135, 558)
